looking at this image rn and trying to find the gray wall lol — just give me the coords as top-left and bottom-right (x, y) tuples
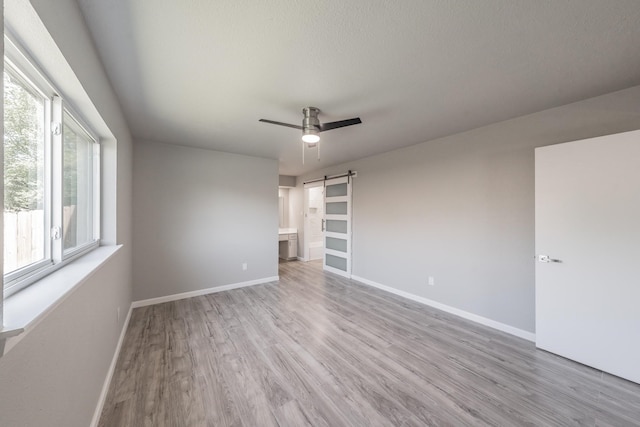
(279, 175), (296, 187)
(133, 140), (278, 301)
(0, 0), (133, 426)
(0, 251), (131, 427)
(0, 0), (4, 328)
(292, 86), (640, 333)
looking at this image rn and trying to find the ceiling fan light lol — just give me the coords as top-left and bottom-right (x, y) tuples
(302, 130), (320, 144)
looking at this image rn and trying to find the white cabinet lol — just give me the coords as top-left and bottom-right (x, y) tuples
(278, 231), (297, 260)
(287, 234), (297, 259)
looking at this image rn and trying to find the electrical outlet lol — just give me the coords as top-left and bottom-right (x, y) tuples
(428, 276), (435, 286)
(242, 262), (247, 271)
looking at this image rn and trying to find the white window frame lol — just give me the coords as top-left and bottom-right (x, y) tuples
(60, 106), (101, 260)
(3, 36), (101, 297)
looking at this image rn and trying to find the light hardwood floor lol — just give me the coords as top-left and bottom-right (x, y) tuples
(99, 260), (640, 426)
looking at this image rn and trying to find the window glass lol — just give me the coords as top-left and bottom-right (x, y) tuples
(63, 111), (95, 251)
(3, 69), (46, 274)
(3, 46), (101, 296)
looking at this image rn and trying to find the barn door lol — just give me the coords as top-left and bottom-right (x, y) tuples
(323, 176), (352, 278)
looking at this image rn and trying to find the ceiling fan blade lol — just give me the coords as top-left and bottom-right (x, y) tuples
(259, 119), (302, 130)
(319, 117), (362, 132)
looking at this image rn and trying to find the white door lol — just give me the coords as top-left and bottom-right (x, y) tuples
(535, 130), (640, 384)
(323, 176), (352, 277)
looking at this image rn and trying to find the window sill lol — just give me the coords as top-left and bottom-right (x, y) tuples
(0, 245), (122, 357)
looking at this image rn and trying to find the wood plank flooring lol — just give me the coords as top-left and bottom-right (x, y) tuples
(99, 260), (640, 426)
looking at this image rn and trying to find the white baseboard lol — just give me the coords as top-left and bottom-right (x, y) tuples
(351, 275), (535, 342)
(90, 304), (133, 427)
(131, 276), (279, 308)
(297, 256), (306, 262)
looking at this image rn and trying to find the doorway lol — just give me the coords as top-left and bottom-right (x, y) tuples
(303, 183), (324, 261)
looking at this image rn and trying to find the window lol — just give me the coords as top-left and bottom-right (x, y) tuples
(3, 64), (47, 274)
(3, 42), (100, 297)
(63, 110), (98, 253)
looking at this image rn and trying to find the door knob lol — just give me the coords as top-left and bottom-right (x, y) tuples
(537, 255), (562, 263)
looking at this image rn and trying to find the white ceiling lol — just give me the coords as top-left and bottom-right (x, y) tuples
(76, 0), (640, 176)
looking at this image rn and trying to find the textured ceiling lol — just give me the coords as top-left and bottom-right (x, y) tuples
(76, 0), (640, 176)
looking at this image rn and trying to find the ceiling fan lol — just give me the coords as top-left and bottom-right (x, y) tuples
(259, 107), (362, 162)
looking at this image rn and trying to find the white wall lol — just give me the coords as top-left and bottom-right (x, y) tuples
(133, 140), (278, 301)
(292, 85), (640, 334)
(0, 1), (133, 426)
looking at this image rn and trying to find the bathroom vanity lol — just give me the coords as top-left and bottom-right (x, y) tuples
(278, 228), (297, 260)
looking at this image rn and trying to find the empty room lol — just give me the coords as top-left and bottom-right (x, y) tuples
(1, 0), (640, 426)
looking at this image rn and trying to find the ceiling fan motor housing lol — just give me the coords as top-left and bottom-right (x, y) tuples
(302, 107), (321, 131)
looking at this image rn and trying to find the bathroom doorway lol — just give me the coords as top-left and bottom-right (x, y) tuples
(304, 182), (324, 261)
